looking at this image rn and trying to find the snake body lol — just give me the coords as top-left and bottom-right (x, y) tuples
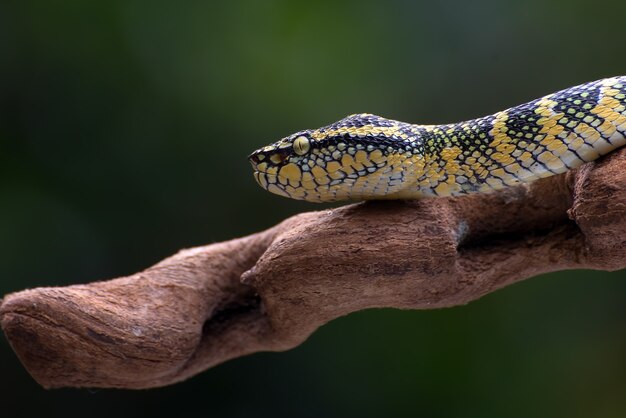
(249, 76), (626, 202)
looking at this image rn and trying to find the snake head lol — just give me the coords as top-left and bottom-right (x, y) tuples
(248, 131), (315, 200)
(249, 114), (420, 202)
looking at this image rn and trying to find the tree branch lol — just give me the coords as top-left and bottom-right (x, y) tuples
(2, 149), (625, 389)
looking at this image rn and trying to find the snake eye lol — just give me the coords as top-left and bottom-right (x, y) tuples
(293, 136), (310, 156)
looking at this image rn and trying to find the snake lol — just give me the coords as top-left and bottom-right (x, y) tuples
(249, 76), (626, 203)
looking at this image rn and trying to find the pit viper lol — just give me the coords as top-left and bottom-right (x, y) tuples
(249, 76), (626, 202)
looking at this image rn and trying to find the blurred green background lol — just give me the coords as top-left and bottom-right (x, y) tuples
(1, 0), (625, 417)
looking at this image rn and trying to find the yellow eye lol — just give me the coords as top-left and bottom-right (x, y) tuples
(293, 136), (310, 155)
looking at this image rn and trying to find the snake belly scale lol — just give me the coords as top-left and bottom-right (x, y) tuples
(249, 76), (626, 203)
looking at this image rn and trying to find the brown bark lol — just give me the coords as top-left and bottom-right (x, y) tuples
(1, 149), (626, 390)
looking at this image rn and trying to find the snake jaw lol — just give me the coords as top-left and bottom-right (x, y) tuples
(248, 139), (305, 200)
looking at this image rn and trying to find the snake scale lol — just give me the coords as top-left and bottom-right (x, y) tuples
(249, 76), (626, 203)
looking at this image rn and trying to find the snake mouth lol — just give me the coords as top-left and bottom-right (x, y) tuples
(248, 152), (262, 165)
(252, 170), (294, 199)
(248, 153), (261, 171)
